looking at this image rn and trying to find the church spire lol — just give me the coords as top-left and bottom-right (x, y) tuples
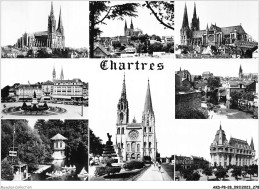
(60, 67), (64, 80)
(143, 79), (154, 115)
(130, 18), (134, 29)
(124, 20), (127, 29)
(57, 6), (64, 35)
(182, 3), (189, 29)
(52, 65), (56, 81)
(193, 2), (197, 19)
(50, 1), (54, 16)
(121, 73), (127, 100)
(250, 138), (255, 150)
(239, 64), (243, 78)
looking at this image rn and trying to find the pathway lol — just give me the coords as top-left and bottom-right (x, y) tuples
(136, 165), (172, 181)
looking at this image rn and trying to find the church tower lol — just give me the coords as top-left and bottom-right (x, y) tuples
(142, 80), (157, 161)
(124, 20), (127, 36)
(130, 18), (134, 29)
(180, 3), (192, 45)
(60, 67), (64, 80)
(56, 6), (65, 48)
(47, 2), (57, 48)
(52, 65), (56, 81)
(116, 74), (129, 151)
(239, 65), (243, 79)
(191, 3), (200, 31)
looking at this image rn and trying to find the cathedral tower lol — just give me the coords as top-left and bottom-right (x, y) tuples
(191, 3), (200, 31)
(180, 3), (192, 45)
(60, 67), (64, 80)
(130, 18), (134, 29)
(142, 80), (157, 161)
(124, 20), (127, 36)
(47, 2), (57, 48)
(52, 65), (56, 81)
(239, 65), (243, 79)
(56, 6), (65, 48)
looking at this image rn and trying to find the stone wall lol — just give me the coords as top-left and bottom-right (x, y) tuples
(176, 91), (202, 111)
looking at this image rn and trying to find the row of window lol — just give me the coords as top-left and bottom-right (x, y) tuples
(126, 142), (152, 152)
(116, 127), (152, 134)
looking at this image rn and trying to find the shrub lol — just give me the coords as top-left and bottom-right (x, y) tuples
(94, 166), (106, 176)
(94, 166), (121, 176)
(124, 160), (145, 170)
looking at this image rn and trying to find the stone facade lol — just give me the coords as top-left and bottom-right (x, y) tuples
(210, 124), (255, 167)
(115, 75), (157, 162)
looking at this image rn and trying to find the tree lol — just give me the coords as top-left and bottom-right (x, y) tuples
(231, 166), (242, 181)
(207, 77), (221, 90)
(214, 166), (228, 181)
(143, 2), (174, 30)
(202, 166), (213, 181)
(1, 159), (14, 181)
(89, 1), (139, 58)
(1, 85), (10, 101)
(90, 129), (104, 156)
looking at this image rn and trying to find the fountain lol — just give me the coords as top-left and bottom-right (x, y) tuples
(21, 91), (49, 113)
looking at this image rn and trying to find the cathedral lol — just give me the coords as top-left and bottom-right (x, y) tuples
(180, 3), (254, 48)
(15, 2), (65, 49)
(210, 123), (255, 167)
(124, 19), (143, 37)
(115, 75), (158, 162)
(52, 65), (64, 81)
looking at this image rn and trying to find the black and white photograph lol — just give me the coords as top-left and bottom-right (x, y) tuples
(175, 60), (258, 119)
(1, 119), (88, 181)
(88, 68), (175, 181)
(1, 60), (89, 118)
(175, 1), (258, 59)
(1, 1), (89, 58)
(171, 120), (258, 181)
(89, 1), (174, 58)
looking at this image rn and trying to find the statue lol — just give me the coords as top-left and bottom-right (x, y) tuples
(107, 133), (112, 142)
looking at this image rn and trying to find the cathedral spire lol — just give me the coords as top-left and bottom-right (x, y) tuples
(193, 2), (197, 19)
(144, 79), (154, 115)
(121, 73), (127, 100)
(250, 138), (255, 150)
(60, 67), (64, 80)
(50, 1), (54, 16)
(220, 121), (222, 130)
(182, 3), (189, 29)
(130, 18), (134, 29)
(124, 20), (127, 29)
(239, 64), (243, 78)
(57, 6), (64, 35)
(52, 65), (56, 81)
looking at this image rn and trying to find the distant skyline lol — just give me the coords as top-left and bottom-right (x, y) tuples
(175, 1), (258, 45)
(97, 1), (174, 37)
(1, 1), (89, 48)
(174, 59), (258, 78)
(1, 59), (90, 87)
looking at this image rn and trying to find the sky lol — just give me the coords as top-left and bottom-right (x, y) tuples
(174, 59), (259, 77)
(1, 1), (89, 48)
(175, 1), (259, 45)
(97, 1), (174, 37)
(1, 59), (90, 87)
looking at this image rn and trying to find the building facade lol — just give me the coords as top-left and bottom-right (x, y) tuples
(15, 2), (65, 49)
(180, 3), (257, 49)
(210, 124), (255, 167)
(115, 75), (157, 162)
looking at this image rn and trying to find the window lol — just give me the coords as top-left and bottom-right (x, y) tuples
(117, 128), (120, 134)
(56, 142), (58, 148)
(121, 128), (124, 134)
(127, 144), (130, 151)
(149, 127), (151, 132)
(149, 142), (152, 148)
(144, 142), (146, 148)
(131, 142), (136, 152)
(60, 142), (62, 148)
(144, 127), (146, 133)
(137, 144), (140, 152)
